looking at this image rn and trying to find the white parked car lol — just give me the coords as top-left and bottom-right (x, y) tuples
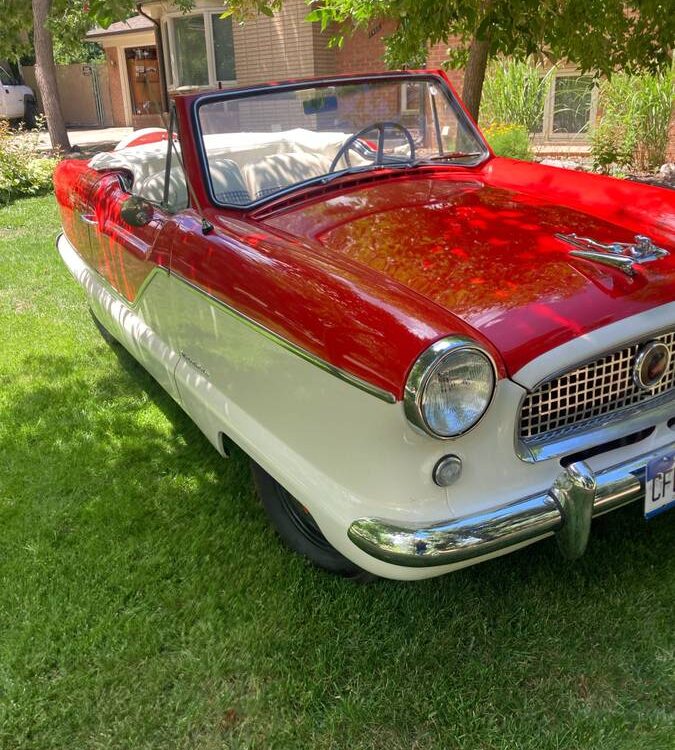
(0, 64), (36, 126)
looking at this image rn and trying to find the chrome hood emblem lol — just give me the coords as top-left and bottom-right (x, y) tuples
(556, 233), (669, 276)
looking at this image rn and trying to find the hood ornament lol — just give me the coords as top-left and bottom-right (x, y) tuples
(556, 233), (669, 276)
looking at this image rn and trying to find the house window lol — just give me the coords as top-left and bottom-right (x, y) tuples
(535, 71), (598, 142)
(0, 64), (19, 86)
(173, 15), (209, 87)
(400, 82), (422, 114)
(163, 11), (236, 89)
(552, 75), (594, 134)
(212, 15), (236, 82)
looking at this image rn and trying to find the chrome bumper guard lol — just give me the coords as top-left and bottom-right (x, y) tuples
(348, 443), (670, 567)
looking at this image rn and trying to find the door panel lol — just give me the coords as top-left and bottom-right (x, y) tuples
(0, 85), (24, 119)
(87, 172), (180, 398)
(53, 160), (104, 265)
(7, 86), (24, 118)
(90, 174), (171, 304)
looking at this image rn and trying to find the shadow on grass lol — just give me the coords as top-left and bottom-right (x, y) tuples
(1, 339), (673, 748)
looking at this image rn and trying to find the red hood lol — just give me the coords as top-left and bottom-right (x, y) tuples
(264, 172), (675, 375)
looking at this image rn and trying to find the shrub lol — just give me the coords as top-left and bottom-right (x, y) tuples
(0, 119), (59, 203)
(483, 123), (533, 160)
(591, 70), (673, 173)
(481, 59), (555, 134)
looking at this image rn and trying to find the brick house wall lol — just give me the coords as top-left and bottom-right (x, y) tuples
(330, 24), (464, 89)
(231, 0), (317, 85)
(87, 21), (157, 127)
(93, 4), (674, 163)
(427, 42), (465, 95)
(667, 109), (675, 163)
(96, 6), (467, 127)
(332, 21), (395, 74)
(105, 48), (127, 126)
(312, 23), (338, 77)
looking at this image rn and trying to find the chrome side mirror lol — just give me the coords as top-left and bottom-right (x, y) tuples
(120, 196), (153, 227)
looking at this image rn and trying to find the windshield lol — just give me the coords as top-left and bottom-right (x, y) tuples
(0, 65), (19, 86)
(196, 75), (488, 207)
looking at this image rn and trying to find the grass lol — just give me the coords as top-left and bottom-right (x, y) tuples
(0, 195), (673, 750)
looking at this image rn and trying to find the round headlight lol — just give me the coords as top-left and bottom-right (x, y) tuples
(405, 337), (496, 438)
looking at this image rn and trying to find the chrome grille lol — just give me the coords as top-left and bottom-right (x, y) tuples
(519, 331), (675, 441)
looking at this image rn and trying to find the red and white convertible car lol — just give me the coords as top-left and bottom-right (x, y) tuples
(54, 71), (675, 580)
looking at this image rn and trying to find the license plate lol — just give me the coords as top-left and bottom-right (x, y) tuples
(645, 451), (675, 519)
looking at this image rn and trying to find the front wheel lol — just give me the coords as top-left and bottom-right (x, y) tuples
(23, 97), (37, 129)
(250, 461), (375, 581)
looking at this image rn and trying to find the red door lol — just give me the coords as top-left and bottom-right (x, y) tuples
(89, 174), (172, 304)
(54, 160), (104, 267)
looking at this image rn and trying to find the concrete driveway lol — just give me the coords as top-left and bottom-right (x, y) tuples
(37, 126), (133, 153)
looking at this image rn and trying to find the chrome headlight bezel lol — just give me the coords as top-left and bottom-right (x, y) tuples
(404, 336), (497, 439)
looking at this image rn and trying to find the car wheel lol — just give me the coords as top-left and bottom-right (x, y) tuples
(250, 461), (376, 581)
(89, 308), (119, 346)
(23, 98), (37, 129)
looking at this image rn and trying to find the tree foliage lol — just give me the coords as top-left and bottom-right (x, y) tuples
(0, 1), (187, 63)
(0, 0), (200, 63)
(480, 59), (555, 133)
(0, 0), (33, 61)
(224, 1), (674, 112)
(591, 69), (674, 172)
(0, 0), (143, 151)
(49, 5), (105, 64)
(231, 1), (674, 74)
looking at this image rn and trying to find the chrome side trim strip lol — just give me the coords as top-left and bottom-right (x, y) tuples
(171, 270), (397, 404)
(348, 440), (670, 567)
(57, 232), (397, 404)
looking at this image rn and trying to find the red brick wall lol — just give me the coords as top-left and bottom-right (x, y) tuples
(331, 26), (465, 96)
(132, 113), (164, 129)
(106, 49), (126, 126)
(426, 41), (465, 96)
(667, 108), (675, 163)
(333, 21), (395, 74)
(312, 23), (338, 76)
(232, 0), (317, 85)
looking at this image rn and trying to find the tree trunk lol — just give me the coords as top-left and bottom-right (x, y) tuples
(32, 0), (70, 151)
(461, 37), (491, 122)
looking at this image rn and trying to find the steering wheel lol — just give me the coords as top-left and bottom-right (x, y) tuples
(329, 121), (416, 172)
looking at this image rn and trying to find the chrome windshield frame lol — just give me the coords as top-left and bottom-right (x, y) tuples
(191, 71), (490, 211)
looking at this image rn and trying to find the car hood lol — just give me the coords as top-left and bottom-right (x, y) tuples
(264, 173), (675, 376)
(6, 84), (32, 96)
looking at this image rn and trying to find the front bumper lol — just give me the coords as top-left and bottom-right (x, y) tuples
(348, 441), (671, 567)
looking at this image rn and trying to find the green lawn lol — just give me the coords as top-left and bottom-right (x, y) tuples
(0, 195), (673, 750)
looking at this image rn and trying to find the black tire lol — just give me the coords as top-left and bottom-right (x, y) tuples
(250, 461), (376, 581)
(89, 308), (119, 346)
(23, 97), (37, 129)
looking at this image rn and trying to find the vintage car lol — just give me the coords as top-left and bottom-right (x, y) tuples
(0, 62), (36, 125)
(54, 71), (675, 581)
